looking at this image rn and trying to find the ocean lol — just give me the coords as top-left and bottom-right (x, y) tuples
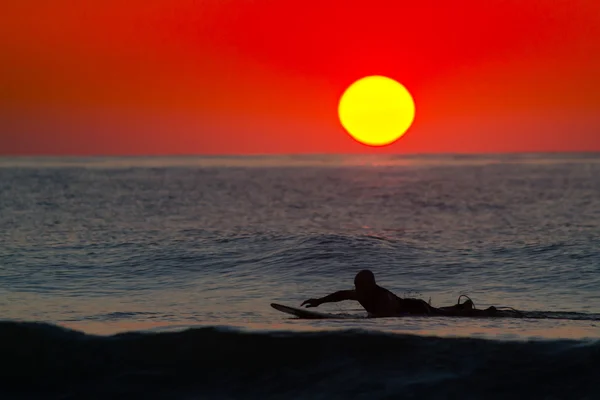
(1, 153), (599, 399)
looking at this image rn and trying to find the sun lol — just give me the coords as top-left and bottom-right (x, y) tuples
(338, 75), (416, 147)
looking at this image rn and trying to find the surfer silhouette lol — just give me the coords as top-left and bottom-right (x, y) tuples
(301, 269), (434, 317)
(301, 269), (491, 317)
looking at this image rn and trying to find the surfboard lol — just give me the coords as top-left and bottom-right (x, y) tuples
(270, 303), (366, 319)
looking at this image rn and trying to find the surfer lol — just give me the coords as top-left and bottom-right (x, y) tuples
(301, 269), (499, 317)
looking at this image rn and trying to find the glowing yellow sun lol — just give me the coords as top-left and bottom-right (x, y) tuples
(338, 75), (416, 147)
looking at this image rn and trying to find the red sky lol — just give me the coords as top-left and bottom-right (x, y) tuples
(1, 0), (599, 155)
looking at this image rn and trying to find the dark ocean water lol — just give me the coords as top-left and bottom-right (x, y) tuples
(1, 153), (600, 399)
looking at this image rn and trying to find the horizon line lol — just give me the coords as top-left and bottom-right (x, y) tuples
(2, 150), (600, 158)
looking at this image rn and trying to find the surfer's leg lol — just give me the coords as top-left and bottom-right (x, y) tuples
(438, 298), (475, 312)
(459, 299), (474, 310)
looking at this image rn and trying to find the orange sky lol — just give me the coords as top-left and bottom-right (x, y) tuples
(1, 0), (599, 155)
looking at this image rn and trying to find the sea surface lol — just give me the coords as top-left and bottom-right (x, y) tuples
(1, 153), (600, 399)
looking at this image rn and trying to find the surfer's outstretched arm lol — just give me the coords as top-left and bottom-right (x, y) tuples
(301, 290), (357, 308)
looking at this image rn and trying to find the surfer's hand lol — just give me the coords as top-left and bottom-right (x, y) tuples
(301, 299), (320, 308)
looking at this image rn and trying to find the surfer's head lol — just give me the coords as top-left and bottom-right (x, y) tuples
(354, 269), (376, 290)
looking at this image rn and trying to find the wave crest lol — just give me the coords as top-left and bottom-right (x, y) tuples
(1, 321), (599, 399)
